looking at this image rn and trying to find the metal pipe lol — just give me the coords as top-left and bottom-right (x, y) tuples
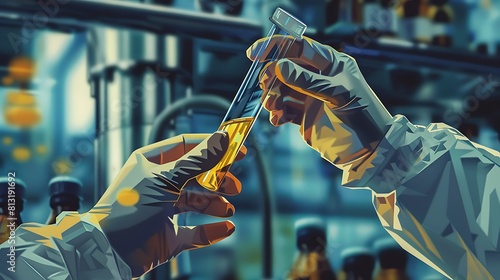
(0, 0), (262, 40)
(148, 95), (230, 144)
(149, 95), (274, 279)
(332, 40), (500, 76)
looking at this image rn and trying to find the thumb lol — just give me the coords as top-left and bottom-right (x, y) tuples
(160, 131), (229, 187)
(275, 58), (346, 103)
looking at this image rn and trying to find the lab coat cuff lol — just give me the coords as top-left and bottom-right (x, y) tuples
(340, 114), (421, 193)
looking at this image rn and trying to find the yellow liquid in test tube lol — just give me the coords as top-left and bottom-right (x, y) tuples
(196, 117), (255, 191)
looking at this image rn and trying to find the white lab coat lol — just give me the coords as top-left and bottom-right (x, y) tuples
(0, 212), (131, 280)
(341, 115), (500, 280)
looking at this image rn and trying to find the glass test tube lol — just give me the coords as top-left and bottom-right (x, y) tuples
(196, 8), (308, 191)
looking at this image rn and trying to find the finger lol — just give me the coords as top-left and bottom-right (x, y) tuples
(181, 135), (246, 162)
(247, 35), (336, 72)
(183, 137), (246, 163)
(247, 35), (300, 64)
(262, 92), (306, 127)
(160, 131), (229, 187)
(179, 221), (235, 251)
(183, 171), (241, 196)
(259, 61), (307, 126)
(268, 105), (305, 126)
(175, 190), (235, 217)
(274, 58), (349, 106)
(263, 91), (306, 126)
(216, 172), (242, 196)
(234, 145), (247, 162)
(140, 134), (247, 165)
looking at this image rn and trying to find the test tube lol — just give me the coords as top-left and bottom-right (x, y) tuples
(196, 8), (307, 191)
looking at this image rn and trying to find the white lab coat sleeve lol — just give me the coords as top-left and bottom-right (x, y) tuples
(0, 211), (132, 280)
(341, 115), (500, 280)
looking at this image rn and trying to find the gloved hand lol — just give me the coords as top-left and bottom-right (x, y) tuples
(247, 36), (393, 170)
(88, 131), (245, 278)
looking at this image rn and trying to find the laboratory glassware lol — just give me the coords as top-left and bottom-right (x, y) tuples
(46, 176), (82, 225)
(287, 219), (337, 280)
(196, 8), (307, 191)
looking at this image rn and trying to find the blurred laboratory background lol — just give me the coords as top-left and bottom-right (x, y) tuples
(0, 0), (500, 279)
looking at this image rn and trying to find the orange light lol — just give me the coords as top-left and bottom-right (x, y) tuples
(2, 76), (14, 86)
(6, 91), (36, 106)
(2, 137), (13, 146)
(117, 188), (140, 207)
(12, 147), (31, 162)
(36, 145), (47, 155)
(8, 57), (36, 83)
(4, 107), (41, 127)
(53, 158), (73, 175)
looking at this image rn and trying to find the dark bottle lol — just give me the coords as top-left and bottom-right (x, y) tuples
(325, 0), (341, 27)
(0, 177), (26, 244)
(429, 0), (453, 47)
(287, 219), (337, 280)
(46, 176), (82, 225)
(395, 0), (420, 41)
(374, 239), (410, 280)
(340, 247), (375, 280)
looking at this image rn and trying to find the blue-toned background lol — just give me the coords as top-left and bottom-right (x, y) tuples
(1, 0), (500, 279)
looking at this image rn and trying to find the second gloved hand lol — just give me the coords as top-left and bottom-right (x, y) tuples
(88, 131), (245, 278)
(247, 36), (393, 171)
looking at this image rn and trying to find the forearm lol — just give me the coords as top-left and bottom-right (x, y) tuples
(353, 115), (499, 279)
(0, 212), (131, 280)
